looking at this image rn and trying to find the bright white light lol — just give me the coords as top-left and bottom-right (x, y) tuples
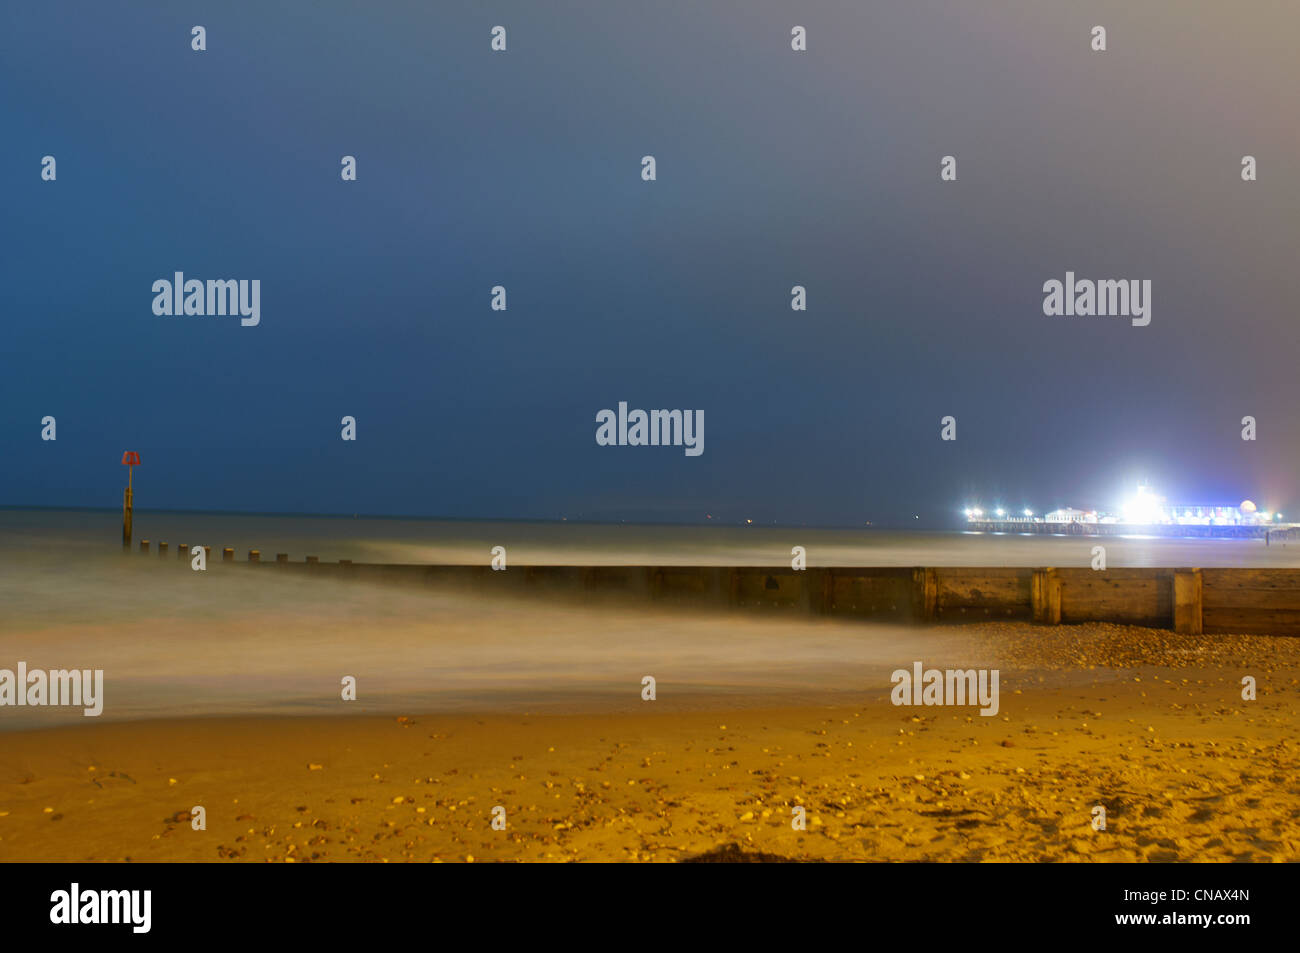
(995, 508), (1005, 517)
(1121, 483), (1164, 524)
(1023, 509), (1033, 517)
(972, 507), (983, 517)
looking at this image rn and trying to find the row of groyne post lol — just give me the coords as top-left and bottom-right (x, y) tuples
(126, 541), (1300, 637)
(132, 539), (341, 566)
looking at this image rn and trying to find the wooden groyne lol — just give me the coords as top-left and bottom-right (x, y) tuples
(131, 544), (1300, 636)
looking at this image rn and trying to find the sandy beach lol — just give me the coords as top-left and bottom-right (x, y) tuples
(3, 622), (1296, 863)
(3, 528), (1297, 862)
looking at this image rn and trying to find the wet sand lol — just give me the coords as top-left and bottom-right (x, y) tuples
(2, 623), (1296, 862)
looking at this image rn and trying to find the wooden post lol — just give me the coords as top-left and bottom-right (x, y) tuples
(158, 541), (168, 556)
(796, 570), (813, 613)
(1174, 568), (1203, 635)
(222, 548), (234, 562)
(1032, 568), (1061, 624)
(120, 452), (140, 549)
(122, 486), (133, 550)
(248, 550), (260, 563)
(305, 555), (319, 566)
(276, 553), (288, 565)
(802, 568), (831, 614)
(140, 539), (149, 554)
(178, 543), (187, 560)
(911, 567), (938, 622)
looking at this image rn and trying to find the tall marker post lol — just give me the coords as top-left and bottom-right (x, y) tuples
(122, 451), (141, 549)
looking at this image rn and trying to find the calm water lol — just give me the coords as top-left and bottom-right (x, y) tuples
(1, 507), (1296, 568)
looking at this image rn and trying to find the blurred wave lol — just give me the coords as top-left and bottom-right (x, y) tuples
(0, 508), (1285, 730)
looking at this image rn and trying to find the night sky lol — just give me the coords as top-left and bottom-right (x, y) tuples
(3, 1), (1298, 526)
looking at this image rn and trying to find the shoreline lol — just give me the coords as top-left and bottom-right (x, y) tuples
(3, 623), (1296, 862)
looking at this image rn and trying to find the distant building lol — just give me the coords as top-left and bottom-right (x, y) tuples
(1164, 501), (1269, 526)
(1111, 485), (1273, 526)
(1044, 507), (1095, 524)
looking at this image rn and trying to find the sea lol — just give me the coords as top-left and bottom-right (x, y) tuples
(0, 508), (1293, 729)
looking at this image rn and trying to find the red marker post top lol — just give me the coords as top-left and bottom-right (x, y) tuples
(121, 451), (141, 466)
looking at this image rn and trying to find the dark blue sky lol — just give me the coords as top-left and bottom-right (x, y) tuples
(3, 1), (1298, 525)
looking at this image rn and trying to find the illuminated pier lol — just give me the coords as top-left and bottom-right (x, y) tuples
(963, 485), (1295, 539)
(962, 519), (1293, 539)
